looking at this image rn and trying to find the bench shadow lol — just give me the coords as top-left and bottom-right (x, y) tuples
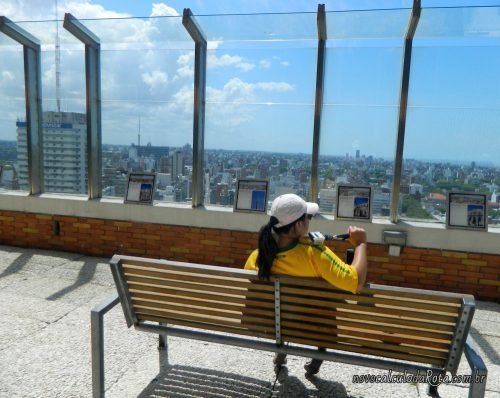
(274, 366), (350, 398)
(470, 326), (499, 365)
(137, 364), (274, 398)
(46, 258), (98, 301)
(0, 252), (33, 279)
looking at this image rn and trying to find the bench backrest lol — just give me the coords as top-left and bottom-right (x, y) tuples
(110, 254), (475, 375)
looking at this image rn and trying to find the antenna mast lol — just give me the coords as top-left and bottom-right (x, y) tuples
(55, 0), (61, 112)
(138, 117), (141, 147)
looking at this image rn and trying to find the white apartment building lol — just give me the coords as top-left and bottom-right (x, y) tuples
(17, 111), (87, 193)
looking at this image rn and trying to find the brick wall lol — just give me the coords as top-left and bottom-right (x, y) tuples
(0, 210), (498, 301)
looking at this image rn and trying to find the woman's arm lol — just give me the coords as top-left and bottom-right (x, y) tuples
(347, 226), (368, 291)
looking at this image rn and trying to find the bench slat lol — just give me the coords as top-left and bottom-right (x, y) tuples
(280, 304), (455, 333)
(280, 311), (453, 342)
(127, 280), (274, 302)
(131, 291), (275, 313)
(281, 286), (460, 314)
(138, 313), (275, 340)
(135, 309), (275, 333)
(278, 276), (464, 304)
(280, 325), (448, 359)
(119, 258), (258, 279)
(280, 294), (459, 323)
(281, 318), (451, 346)
(135, 304), (275, 326)
(124, 265), (274, 292)
(283, 335), (446, 367)
(132, 299), (275, 322)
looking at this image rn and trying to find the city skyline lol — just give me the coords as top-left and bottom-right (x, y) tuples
(1, 1), (500, 166)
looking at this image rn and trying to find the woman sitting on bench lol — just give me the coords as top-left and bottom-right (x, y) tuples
(244, 193), (368, 376)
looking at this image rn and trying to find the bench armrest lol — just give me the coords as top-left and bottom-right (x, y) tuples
(464, 334), (487, 398)
(91, 292), (120, 398)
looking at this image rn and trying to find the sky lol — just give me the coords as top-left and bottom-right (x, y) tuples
(2, 0), (500, 165)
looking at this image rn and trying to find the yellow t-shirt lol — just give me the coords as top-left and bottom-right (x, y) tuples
(244, 239), (359, 293)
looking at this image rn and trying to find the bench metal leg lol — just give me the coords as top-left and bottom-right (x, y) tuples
(464, 335), (487, 398)
(91, 293), (120, 398)
(158, 323), (169, 373)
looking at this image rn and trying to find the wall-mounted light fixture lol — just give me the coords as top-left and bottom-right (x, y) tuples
(383, 230), (407, 256)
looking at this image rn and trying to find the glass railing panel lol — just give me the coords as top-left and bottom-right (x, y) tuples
(195, 12), (317, 42)
(402, 6), (500, 228)
(13, 20), (88, 195)
(325, 7), (411, 39)
(204, 36), (317, 208)
(81, 17), (193, 203)
(0, 35), (26, 191)
(320, 41), (404, 218)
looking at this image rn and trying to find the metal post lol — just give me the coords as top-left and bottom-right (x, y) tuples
(90, 293), (120, 398)
(182, 8), (207, 208)
(464, 335), (488, 398)
(0, 17), (44, 194)
(63, 13), (102, 199)
(390, 0), (421, 223)
(310, 4), (327, 203)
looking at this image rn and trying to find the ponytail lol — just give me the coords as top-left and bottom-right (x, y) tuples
(256, 214), (304, 279)
(256, 216), (279, 280)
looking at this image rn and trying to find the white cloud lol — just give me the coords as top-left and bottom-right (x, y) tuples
(208, 54), (255, 72)
(1, 0), (296, 145)
(175, 65), (193, 78)
(1, 71), (15, 82)
(168, 85), (193, 114)
(178, 53), (193, 66)
(142, 70), (168, 89)
(281, 61), (290, 67)
(259, 59), (272, 69)
(150, 3), (179, 17)
(174, 53), (194, 80)
(256, 82), (294, 92)
(65, 1), (131, 19)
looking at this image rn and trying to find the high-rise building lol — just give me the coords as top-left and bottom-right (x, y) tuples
(16, 111), (87, 193)
(171, 150), (186, 181)
(319, 188), (337, 213)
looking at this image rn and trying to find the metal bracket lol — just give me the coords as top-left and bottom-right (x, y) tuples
(445, 300), (475, 374)
(274, 277), (282, 346)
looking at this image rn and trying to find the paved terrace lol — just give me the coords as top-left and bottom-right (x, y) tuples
(0, 244), (498, 398)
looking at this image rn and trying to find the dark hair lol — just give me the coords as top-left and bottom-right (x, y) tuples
(256, 214), (306, 280)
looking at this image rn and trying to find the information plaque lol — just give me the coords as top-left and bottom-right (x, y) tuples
(336, 185), (372, 221)
(446, 192), (487, 231)
(234, 179), (269, 213)
(124, 172), (156, 205)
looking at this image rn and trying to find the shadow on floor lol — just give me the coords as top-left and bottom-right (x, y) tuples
(46, 257), (98, 301)
(273, 365), (350, 398)
(138, 364), (274, 397)
(470, 326), (499, 365)
(0, 252), (33, 279)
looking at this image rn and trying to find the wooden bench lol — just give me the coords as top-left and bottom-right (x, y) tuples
(91, 254), (488, 398)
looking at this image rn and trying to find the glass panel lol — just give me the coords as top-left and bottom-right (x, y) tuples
(403, 6), (500, 229)
(202, 13), (317, 208)
(82, 17), (194, 202)
(195, 12), (318, 42)
(320, 9), (407, 218)
(0, 36), (26, 191)
(326, 8), (410, 39)
(15, 20), (87, 195)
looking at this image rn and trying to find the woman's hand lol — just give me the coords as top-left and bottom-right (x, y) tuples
(347, 226), (366, 247)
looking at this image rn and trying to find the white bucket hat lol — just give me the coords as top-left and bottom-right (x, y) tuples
(271, 193), (319, 228)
